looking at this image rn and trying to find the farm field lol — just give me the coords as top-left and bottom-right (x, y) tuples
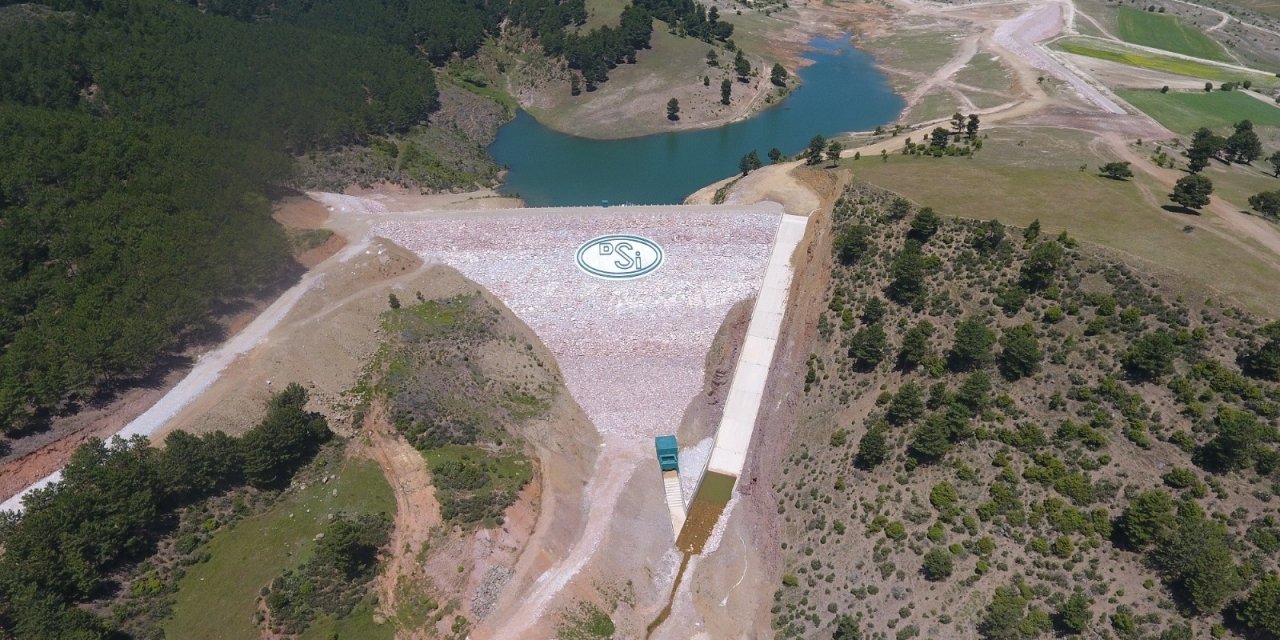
(1054, 38), (1274, 86)
(1115, 6), (1233, 62)
(1118, 89), (1280, 133)
(164, 456), (395, 640)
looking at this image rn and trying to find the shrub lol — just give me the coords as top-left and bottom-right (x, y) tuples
(833, 615), (862, 639)
(1121, 331), (1178, 381)
(856, 423), (891, 470)
(921, 548), (954, 581)
(998, 323), (1042, 381)
(979, 582), (1051, 639)
(950, 317), (996, 371)
(1120, 489), (1175, 547)
(1240, 575), (1280, 638)
(1056, 591), (1091, 634)
(885, 521), (907, 541)
(929, 481), (959, 513)
(994, 286), (1028, 315)
(1161, 467), (1199, 490)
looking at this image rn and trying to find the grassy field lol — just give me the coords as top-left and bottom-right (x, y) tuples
(953, 52), (1015, 110)
(165, 455), (396, 640)
(845, 126), (1280, 314)
(579, 0), (626, 32)
(1115, 7), (1233, 62)
(864, 25), (963, 81)
(905, 93), (962, 124)
(1054, 38), (1274, 86)
(954, 53), (1013, 95)
(1201, 155), (1280, 210)
(1118, 89), (1280, 133)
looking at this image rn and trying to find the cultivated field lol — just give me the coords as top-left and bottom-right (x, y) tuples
(1054, 37), (1275, 86)
(1118, 89), (1280, 133)
(1115, 6), (1233, 62)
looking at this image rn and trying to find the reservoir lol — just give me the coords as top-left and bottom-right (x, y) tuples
(488, 36), (904, 207)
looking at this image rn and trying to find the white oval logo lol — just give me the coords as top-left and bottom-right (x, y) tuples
(576, 234), (664, 280)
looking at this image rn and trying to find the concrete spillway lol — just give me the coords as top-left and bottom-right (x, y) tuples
(677, 213), (808, 553)
(662, 470), (686, 535)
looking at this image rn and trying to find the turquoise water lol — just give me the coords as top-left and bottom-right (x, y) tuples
(488, 36), (904, 206)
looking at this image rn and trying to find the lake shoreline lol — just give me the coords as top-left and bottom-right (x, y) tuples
(489, 35), (905, 207)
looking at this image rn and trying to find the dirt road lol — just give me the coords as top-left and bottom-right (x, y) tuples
(355, 403), (441, 617)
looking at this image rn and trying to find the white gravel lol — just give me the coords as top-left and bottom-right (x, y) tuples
(994, 1), (1127, 115)
(373, 205), (784, 443)
(309, 191), (390, 215)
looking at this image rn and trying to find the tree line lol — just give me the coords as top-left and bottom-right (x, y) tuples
(0, 0), (460, 434)
(0, 106), (294, 434)
(635, 0), (733, 42)
(557, 4), (655, 89)
(0, 0), (441, 151)
(558, 0), (733, 89)
(0, 385), (331, 639)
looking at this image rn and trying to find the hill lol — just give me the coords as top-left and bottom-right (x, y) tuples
(771, 182), (1280, 639)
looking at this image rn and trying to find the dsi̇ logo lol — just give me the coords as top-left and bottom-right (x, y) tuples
(575, 234), (664, 280)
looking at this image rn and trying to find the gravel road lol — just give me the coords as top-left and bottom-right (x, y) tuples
(0, 240), (370, 513)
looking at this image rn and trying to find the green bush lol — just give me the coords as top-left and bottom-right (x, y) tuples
(1121, 331), (1178, 381)
(950, 317), (996, 371)
(1239, 575), (1280, 638)
(856, 424), (891, 469)
(998, 323), (1042, 381)
(1055, 591), (1091, 634)
(921, 548), (954, 581)
(929, 481), (959, 513)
